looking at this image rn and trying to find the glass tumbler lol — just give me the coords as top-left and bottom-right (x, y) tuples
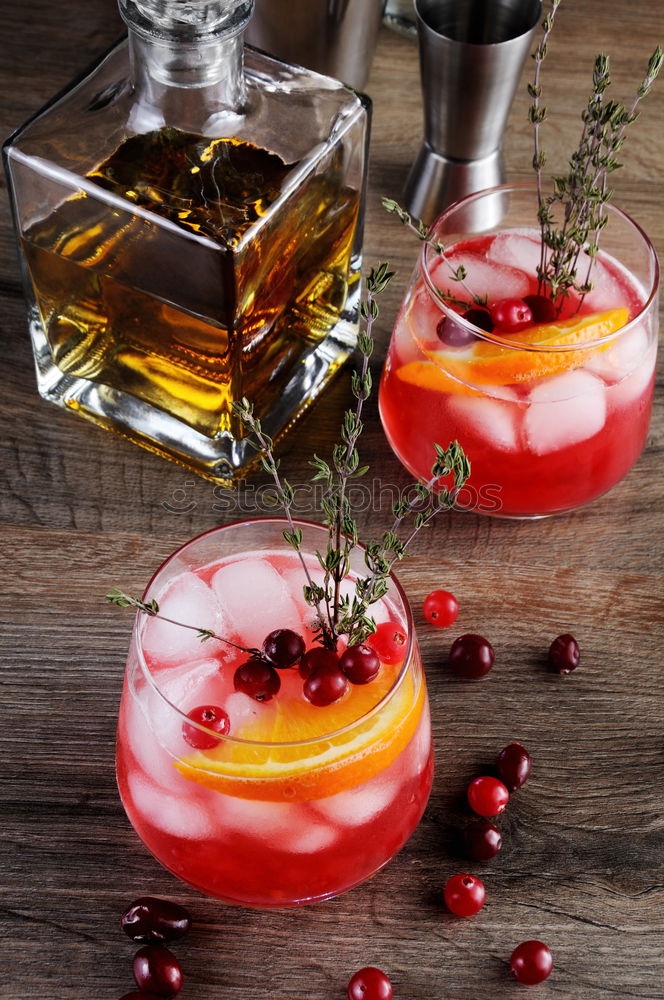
(116, 519), (433, 906)
(379, 184), (659, 518)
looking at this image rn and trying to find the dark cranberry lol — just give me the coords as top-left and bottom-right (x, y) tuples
(510, 940), (553, 985)
(262, 628), (306, 668)
(182, 705), (230, 750)
(423, 589), (459, 627)
(467, 776), (509, 818)
(497, 741), (532, 792)
(133, 945), (183, 998)
(463, 819), (503, 861)
(490, 297), (533, 333)
(463, 306), (494, 332)
(120, 897), (191, 944)
(448, 633), (494, 679)
(119, 993), (164, 1000)
(443, 873), (486, 917)
(436, 311), (481, 347)
(299, 646), (339, 678)
(548, 633), (580, 674)
(233, 658), (281, 701)
(303, 664), (349, 706)
(339, 643), (381, 684)
(523, 293), (557, 323)
(347, 966), (393, 1000)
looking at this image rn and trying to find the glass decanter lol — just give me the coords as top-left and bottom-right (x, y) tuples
(3, 0), (370, 483)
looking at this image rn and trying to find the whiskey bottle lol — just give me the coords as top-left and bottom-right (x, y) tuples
(4, 0), (370, 482)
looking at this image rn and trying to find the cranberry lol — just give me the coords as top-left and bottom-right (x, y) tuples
(490, 297), (533, 333)
(181, 705), (230, 750)
(523, 293), (557, 323)
(423, 589), (459, 627)
(443, 873), (486, 917)
(467, 776), (509, 818)
(262, 628), (305, 668)
(339, 643), (381, 684)
(299, 646), (339, 678)
(510, 940), (554, 985)
(120, 897), (191, 944)
(436, 312), (479, 348)
(303, 664), (349, 706)
(133, 945), (183, 998)
(463, 819), (503, 861)
(233, 658), (281, 701)
(119, 993), (164, 1000)
(497, 741), (532, 792)
(548, 633), (580, 674)
(366, 621), (408, 664)
(448, 633), (494, 679)
(347, 966), (393, 1000)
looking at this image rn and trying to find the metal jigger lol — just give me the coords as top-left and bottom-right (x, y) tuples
(403, 0), (541, 225)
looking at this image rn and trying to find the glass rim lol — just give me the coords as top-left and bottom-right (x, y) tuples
(420, 181), (660, 354)
(133, 517), (416, 751)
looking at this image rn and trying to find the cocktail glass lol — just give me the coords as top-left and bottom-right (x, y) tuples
(379, 184), (659, 518)
(116, 519), (432, 907)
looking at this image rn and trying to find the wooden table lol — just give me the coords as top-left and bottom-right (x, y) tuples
(2, 1), (663, 997)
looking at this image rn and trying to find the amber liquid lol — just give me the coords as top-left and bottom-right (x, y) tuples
(22, 128), (359, 437)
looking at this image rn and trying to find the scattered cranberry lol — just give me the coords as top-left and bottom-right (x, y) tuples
(497, 741), (532, 792)
(510, 940), (553, 985)
(548, 633), (580, 674)
(233, 658), (281, 701)
(468, 776), (509, 818)
(303, 664), (349, 706)
(366, 621), (408, 664)
(181, 705), (230, 750)
(443, 873), (486, 917)
(299, 646), (339, 678)
(347, 966), (393, 1000)
(339, 643), (381, 684)
(119, 993), (164, 1000)
(423, 589), (459, 627)
(463, 819), (503, 861)
(121, 897), (191, 945)
(449, 633), (494, 679)
(133, 945), (183, 998)
(490, 297), (533, 333)
(523, 293), (557, 324)
(262, 628), (305, 668)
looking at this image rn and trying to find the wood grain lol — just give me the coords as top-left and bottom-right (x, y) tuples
(1, 1), (663, 998)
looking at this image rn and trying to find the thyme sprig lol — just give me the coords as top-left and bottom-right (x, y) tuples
(235, 263), (471, 650)
(529, 2), (662, 309)
(106, 587), (265, 659)
(381, 198), (487, 308)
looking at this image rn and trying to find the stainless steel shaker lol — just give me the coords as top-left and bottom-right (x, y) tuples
(246, 0), (385, 91)
(403, 0), (541, 223)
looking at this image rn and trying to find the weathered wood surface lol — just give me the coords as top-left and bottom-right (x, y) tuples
(1, 1), (663, 997)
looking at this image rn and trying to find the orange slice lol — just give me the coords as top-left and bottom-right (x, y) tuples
(396, 361), (481, 397)
(426, 309), (628, 386)
(174, 666), (425, 802)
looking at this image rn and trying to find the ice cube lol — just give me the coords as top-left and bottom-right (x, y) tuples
(578, 252), (634, 314)
(487, 230), (541, 279)
(211, 557), (301, 649)
(524, 370), (607, 454)
(446, 393), (521, 451)
(223, 691), (266, 735)
(313, 778), (397, 827)
(142, 572), (226, 665)
(586, 324), (650, 383)
(606, 342), (657, 410)
(431, 252), (531, 306)
(127, 771), (214, 840)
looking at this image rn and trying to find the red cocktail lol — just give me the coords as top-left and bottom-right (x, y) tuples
(116, 520), (432, 907)
(380, 186), (659, 517)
